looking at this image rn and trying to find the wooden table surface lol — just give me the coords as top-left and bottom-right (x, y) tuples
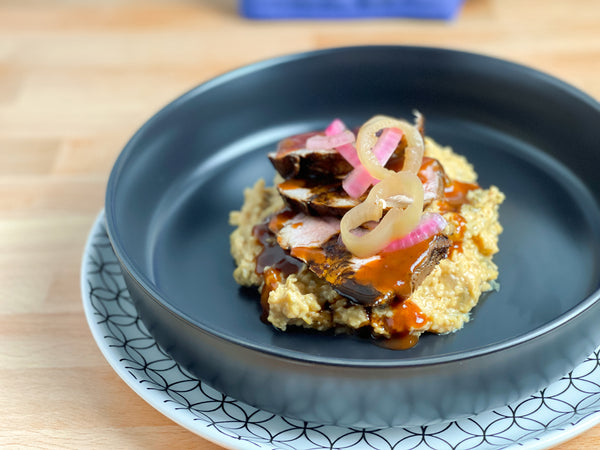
(1, 0), (599, 448)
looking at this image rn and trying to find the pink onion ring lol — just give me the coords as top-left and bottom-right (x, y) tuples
(383, 213), (447, 253)
(341, 127), (403, 199)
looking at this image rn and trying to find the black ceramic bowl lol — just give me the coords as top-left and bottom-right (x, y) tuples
(105, 46), (600, 427)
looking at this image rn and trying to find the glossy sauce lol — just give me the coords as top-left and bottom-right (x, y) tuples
(253, 220), (303, 276)
(447, 213), (467, 256)
(387, 155), (440, 180)
(417, 157), (444, 182)
(290, 236), (434, 349)
(267, 209), (296, 234)
(289, 246), (327, 267)
(354, 237), (435, 299)
(260, 267), (283, 321)
(277, 178), (306, 191)
(441, 180), (479, 212)
(377, 333), (420, 350)
(254, 221), (433, 349)
(357, 239), (433, 348)
(389, 299), (428, 335)
(387, 299), (428, 331)
(290, 235), (436, 301)
(372, 299), (429, 350)
(253, 220), (305, 321)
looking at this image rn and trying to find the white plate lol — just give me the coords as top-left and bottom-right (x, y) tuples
(82, 211), (600, 450)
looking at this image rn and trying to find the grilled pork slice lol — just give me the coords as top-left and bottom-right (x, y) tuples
(270, 211), (450, 306)
(269, 113), (425, 181)
(269, 131), (412, 180)
(268, 132), (353, 179)
(276, 178), (361, 217)
(272, 211), (340, 249)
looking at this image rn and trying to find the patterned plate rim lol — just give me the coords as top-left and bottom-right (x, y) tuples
(81, 211), (600, 450)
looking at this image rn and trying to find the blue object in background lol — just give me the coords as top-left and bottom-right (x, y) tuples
(240, 0), (465, 20)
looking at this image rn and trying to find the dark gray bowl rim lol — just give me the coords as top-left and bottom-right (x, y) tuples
(105, 45), (600, 368)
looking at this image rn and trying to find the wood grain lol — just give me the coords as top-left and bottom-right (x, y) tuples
(1, 0), (598, 448)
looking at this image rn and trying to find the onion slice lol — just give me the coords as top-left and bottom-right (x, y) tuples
(324, 118), (346, 136)
(356, 115), (425, 180)
(306, 129), (355, 151)
(372, 127), (403, 164)
(336, 143), (362, 169)
(341, 127), (403, 199)
(323, 119), (362, 168)
(383, 213), (447, 253)
(342, 166), (376, 199)
(340, 172), (424, 258)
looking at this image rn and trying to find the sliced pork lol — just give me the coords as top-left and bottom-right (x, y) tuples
(276, 156), (447, 218)
(276, 178), (361, 217)
(270, 211), (340, 249)
(268, 210), (450, 306)
(268, 131), (352, 179)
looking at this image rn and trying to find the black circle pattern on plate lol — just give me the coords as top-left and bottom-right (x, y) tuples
(84, 214), (600, 450)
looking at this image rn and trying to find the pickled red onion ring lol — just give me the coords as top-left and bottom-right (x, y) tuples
(342, 167), (375, 198)
(306, 129), (355, 151)
(341, 127), (403, 199)
(371, 127), (403, 164)
(383, 213), (447, 253)
(336, 143), (362, 169)
(323, 119), (362, 168)
(324, 118), (346, 136)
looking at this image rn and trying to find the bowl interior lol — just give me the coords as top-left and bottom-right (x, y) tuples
(106, 46), (600, 363)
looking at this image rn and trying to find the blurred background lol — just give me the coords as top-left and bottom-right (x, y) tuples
(1, 0), (599, 448)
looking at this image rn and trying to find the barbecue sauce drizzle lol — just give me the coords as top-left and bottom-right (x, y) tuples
(253, 219), (304, 322)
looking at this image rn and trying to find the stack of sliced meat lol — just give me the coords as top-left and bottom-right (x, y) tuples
(263, 119), (451, 307)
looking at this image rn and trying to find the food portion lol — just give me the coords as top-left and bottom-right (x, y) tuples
(230, 114), (504, 348)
